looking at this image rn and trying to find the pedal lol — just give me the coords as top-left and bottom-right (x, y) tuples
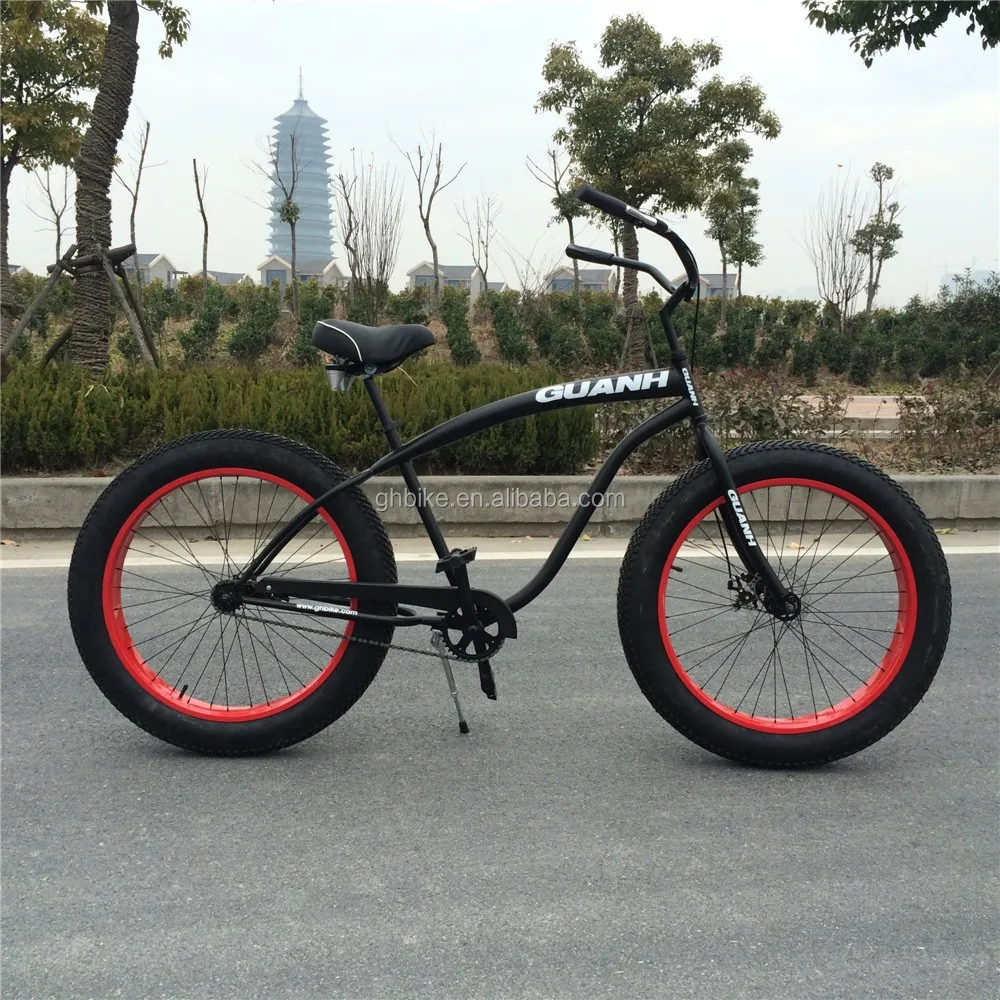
(478, 659), (497, 700)
(435, 547), (477, 574)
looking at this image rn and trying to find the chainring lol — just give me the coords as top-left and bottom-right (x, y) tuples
(436, 605), (506, 661)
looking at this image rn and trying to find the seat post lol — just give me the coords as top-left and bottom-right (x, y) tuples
(363, 377), (452, 561)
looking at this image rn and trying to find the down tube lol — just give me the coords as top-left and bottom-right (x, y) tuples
(506, 397), (694, 612)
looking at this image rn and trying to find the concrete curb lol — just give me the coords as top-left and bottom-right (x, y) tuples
(2, 473), (997, 539)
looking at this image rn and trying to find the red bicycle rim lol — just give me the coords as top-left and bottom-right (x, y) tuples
(102, 468), (357, 722)
(657, 477), (917, 734)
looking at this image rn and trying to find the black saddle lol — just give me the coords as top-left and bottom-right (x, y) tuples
(312, 319), (435, 373)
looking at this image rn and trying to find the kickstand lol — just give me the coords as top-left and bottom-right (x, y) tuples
(432, 632), (469, 734)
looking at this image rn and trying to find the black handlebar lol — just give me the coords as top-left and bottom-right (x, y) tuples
(575, 185), (630, 222)
(572, 183), (699, 291)
(565, 244), (616, 266)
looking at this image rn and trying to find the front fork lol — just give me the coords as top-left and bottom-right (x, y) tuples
(694, 419), (798, 619)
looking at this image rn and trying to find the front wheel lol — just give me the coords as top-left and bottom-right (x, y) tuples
(617, 441), (952, 767)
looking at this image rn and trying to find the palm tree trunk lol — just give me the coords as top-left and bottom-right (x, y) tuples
(69, 1), (140, 376)
(1, 157), (17, 350)
(621, 219), (644, 368)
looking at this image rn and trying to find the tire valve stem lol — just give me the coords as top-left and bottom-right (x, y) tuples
(432, 632), (470, 734)
(177, 685), (189, 700)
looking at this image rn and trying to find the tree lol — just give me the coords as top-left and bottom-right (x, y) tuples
(192, 158), (208, 287)
(802, 170), (870, 335)
(113, 120), (162, 308)
(702, 140), (753, 331)
(391, 132), (465, 318)
(68, 0), (189, 375)
(526, 149), (587, 299)
(27, 164), (74, 261)
(803, 1), (999, 66)
(0, 0), (104, 348)
(252, 131), (301, 318)
(731, 176), (763, 303)
(851, 162), (902, 315)
(334, 152), (404, 326)
(457, 192), (500, 302)
(538, 15), (780, 366)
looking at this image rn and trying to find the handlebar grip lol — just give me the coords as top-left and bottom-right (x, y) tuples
(565, 244), (616, 266)
(574, 185), (630, 222)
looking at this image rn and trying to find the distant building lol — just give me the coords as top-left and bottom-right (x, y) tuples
(123, 252), (184, 288)
(544, 266), (615, 294)
(406, 262), (504, 304)
(207, 270), (254, 286)
(7, 263), (29, 276)
(267, 75), (333, 262)
(257, 255), (347, 292)
(674, 272), (738, 299)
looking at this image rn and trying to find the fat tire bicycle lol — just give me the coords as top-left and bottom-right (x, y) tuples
(68, 186), (952, 766)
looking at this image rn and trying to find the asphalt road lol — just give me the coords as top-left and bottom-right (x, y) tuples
(2, 555), (997, 1000)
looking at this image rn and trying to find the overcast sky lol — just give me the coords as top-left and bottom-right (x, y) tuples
(7, 0), (999, 305)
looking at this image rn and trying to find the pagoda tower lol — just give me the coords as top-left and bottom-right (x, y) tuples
(267, 72), (333, 261)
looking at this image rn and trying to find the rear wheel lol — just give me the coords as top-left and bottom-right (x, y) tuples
(68, 429), (397, 755)
(617, 442), (951, 767)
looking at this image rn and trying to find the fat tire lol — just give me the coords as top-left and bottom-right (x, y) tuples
(617, 441), (952, 767)
(68, 429), (397, 755)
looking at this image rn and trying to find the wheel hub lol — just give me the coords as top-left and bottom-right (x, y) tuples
(211, 582), (243, 613)
(728, 573), (801, 621)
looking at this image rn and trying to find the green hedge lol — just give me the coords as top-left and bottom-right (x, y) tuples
(0, 360), (598, 475)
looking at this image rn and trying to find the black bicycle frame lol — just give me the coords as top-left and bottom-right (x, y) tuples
(239, 197), (792, 616)
(240, 364), (786, 616)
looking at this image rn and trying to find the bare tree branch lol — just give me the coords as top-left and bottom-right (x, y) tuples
(391, 131), (466, 317)
(526, 148), (582, 299)
(249, 132), (302, 317)
(801, 170), (871, 336)
(113, 121), (162, 308)
(334, 151), (405, 325)
(27, 165), (74, 261)
(457, 192), (501, 300)
(193, 159), (209, 287)
(500, 233), (561, 297)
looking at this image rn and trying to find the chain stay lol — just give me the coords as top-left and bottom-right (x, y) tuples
(244, 610), (500, 663)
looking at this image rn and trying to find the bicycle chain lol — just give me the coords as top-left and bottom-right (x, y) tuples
(242, 609), (501, 663)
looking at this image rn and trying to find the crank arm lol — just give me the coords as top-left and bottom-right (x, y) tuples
(250, 578), (518, 639)
(241, 596), (443, 629)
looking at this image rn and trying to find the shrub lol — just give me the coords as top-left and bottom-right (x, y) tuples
(847, 336), (880, 386)
(580, 292), (622, 366)
(227, 285), (280, 362)
(0, 360), (598, 475)
(292, 280), (329, 366)
(487, 289), (530, 364)
(440, 286), (480, 366)
(386, 286), (429, 326)
(790, 338), (819, 384)
(140, 280), (185, 333)
(177, 282), (228, 363)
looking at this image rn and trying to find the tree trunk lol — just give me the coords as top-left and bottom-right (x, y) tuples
(865, 251), (876, 316)
(621, 220), (645, 368)
(567, 215), (580, 301)
(425, 220), (441, 318)
(70, 1), (140, 376)
(737, 261), (743, 306)
(1, 158), (16, 349)
(289, 220), (299, 318)
(718, 247), (728, 332)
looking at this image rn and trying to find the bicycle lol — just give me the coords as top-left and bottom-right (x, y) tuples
(67, 185), (952, 766)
